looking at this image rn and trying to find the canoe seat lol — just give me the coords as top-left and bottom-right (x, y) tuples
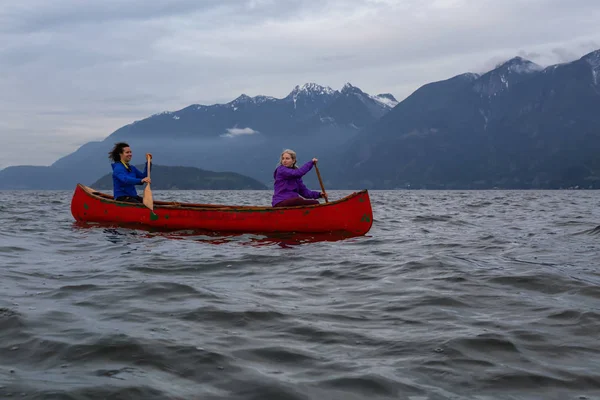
(159, 203), (182, 208)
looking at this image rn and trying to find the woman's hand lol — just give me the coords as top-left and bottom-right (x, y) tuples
(320, 192), (328, 200)
(312, 158), (318, 164)
(141, 177), (151, 184)
(146, 153), (153, 160)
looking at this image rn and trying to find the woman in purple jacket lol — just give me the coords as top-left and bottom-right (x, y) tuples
(272, 149), (327, 207)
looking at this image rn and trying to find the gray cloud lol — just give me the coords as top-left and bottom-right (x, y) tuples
(1, 0), (600, 168)
(0, 1), (222, 34)
(518, 51), (542, 61)
(552, 47), (580, 63)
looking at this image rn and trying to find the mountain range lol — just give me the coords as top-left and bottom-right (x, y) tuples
(332, 49), (600, 189)
(1, 48), (599, 190)
(0, 82), (397, 189)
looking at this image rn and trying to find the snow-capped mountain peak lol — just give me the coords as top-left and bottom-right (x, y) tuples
(231, 94), (252, 104)
(372, 93), (398, 108)
(290, 83), (336, 96)
(473, 56), (543, 96)
(340, 83), (398, 109)
(228, 94), (276, 106)
(499, 56), (543, 74)
(341, 82), (365, 95)
(284, 83), (338, 111)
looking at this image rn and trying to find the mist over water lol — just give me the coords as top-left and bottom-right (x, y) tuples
(1, 189), (599, 400)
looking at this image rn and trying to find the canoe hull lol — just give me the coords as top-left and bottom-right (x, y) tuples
(70, 184), (373, 235)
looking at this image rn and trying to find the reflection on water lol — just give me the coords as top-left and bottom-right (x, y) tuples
(76, 222), (366, 248)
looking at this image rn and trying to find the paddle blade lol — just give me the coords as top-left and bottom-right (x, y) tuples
(143, 184), (153, 210)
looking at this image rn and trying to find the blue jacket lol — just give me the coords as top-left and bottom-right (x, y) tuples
(272, 161), (320, 206)
(111, 162), (150, 199)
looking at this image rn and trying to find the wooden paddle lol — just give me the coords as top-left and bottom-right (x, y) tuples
(314, 163), (328, 203)
(143, 154), (153, 211)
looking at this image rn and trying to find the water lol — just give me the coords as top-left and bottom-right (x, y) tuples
(1, 189), (599, 400)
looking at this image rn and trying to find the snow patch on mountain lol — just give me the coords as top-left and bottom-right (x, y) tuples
(341, 82), (397, 110)
(228, 94), (276, 106)
(582, 49), (600, 85)
(584, 49), (600, 68)
(230, 94), (252, 105)
(291, 83), (336, 96)
(151, 111), (173, 117)
(254, 95), (276, 103)
(372, 93), (398, 108)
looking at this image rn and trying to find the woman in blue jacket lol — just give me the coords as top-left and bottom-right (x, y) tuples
(108, 142), (151, 203)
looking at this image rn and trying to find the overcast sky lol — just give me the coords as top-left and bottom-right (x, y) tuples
(1, 0), (599, 169)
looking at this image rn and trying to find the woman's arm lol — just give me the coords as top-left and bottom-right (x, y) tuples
(276, 161), (314, 179)
(113, 164), (144, 185)
(133, 163), (150, 179)
(297, 179), (321, 199)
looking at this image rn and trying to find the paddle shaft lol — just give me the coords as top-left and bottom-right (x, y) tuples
(314, 164), (328, 203)
(142, 155), (154, 210)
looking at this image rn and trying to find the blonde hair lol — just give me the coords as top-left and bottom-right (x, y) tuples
(278, 149), (297, 168)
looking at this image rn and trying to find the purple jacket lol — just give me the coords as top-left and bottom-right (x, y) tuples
(272, 161), (321, 206)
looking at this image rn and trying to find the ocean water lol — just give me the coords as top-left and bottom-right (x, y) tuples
(1, 189), (599, 400)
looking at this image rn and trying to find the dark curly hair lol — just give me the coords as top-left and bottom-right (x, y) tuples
(108, 142), (130, 163)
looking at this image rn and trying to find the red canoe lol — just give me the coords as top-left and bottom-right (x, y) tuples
(70, 184), (373, 235)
